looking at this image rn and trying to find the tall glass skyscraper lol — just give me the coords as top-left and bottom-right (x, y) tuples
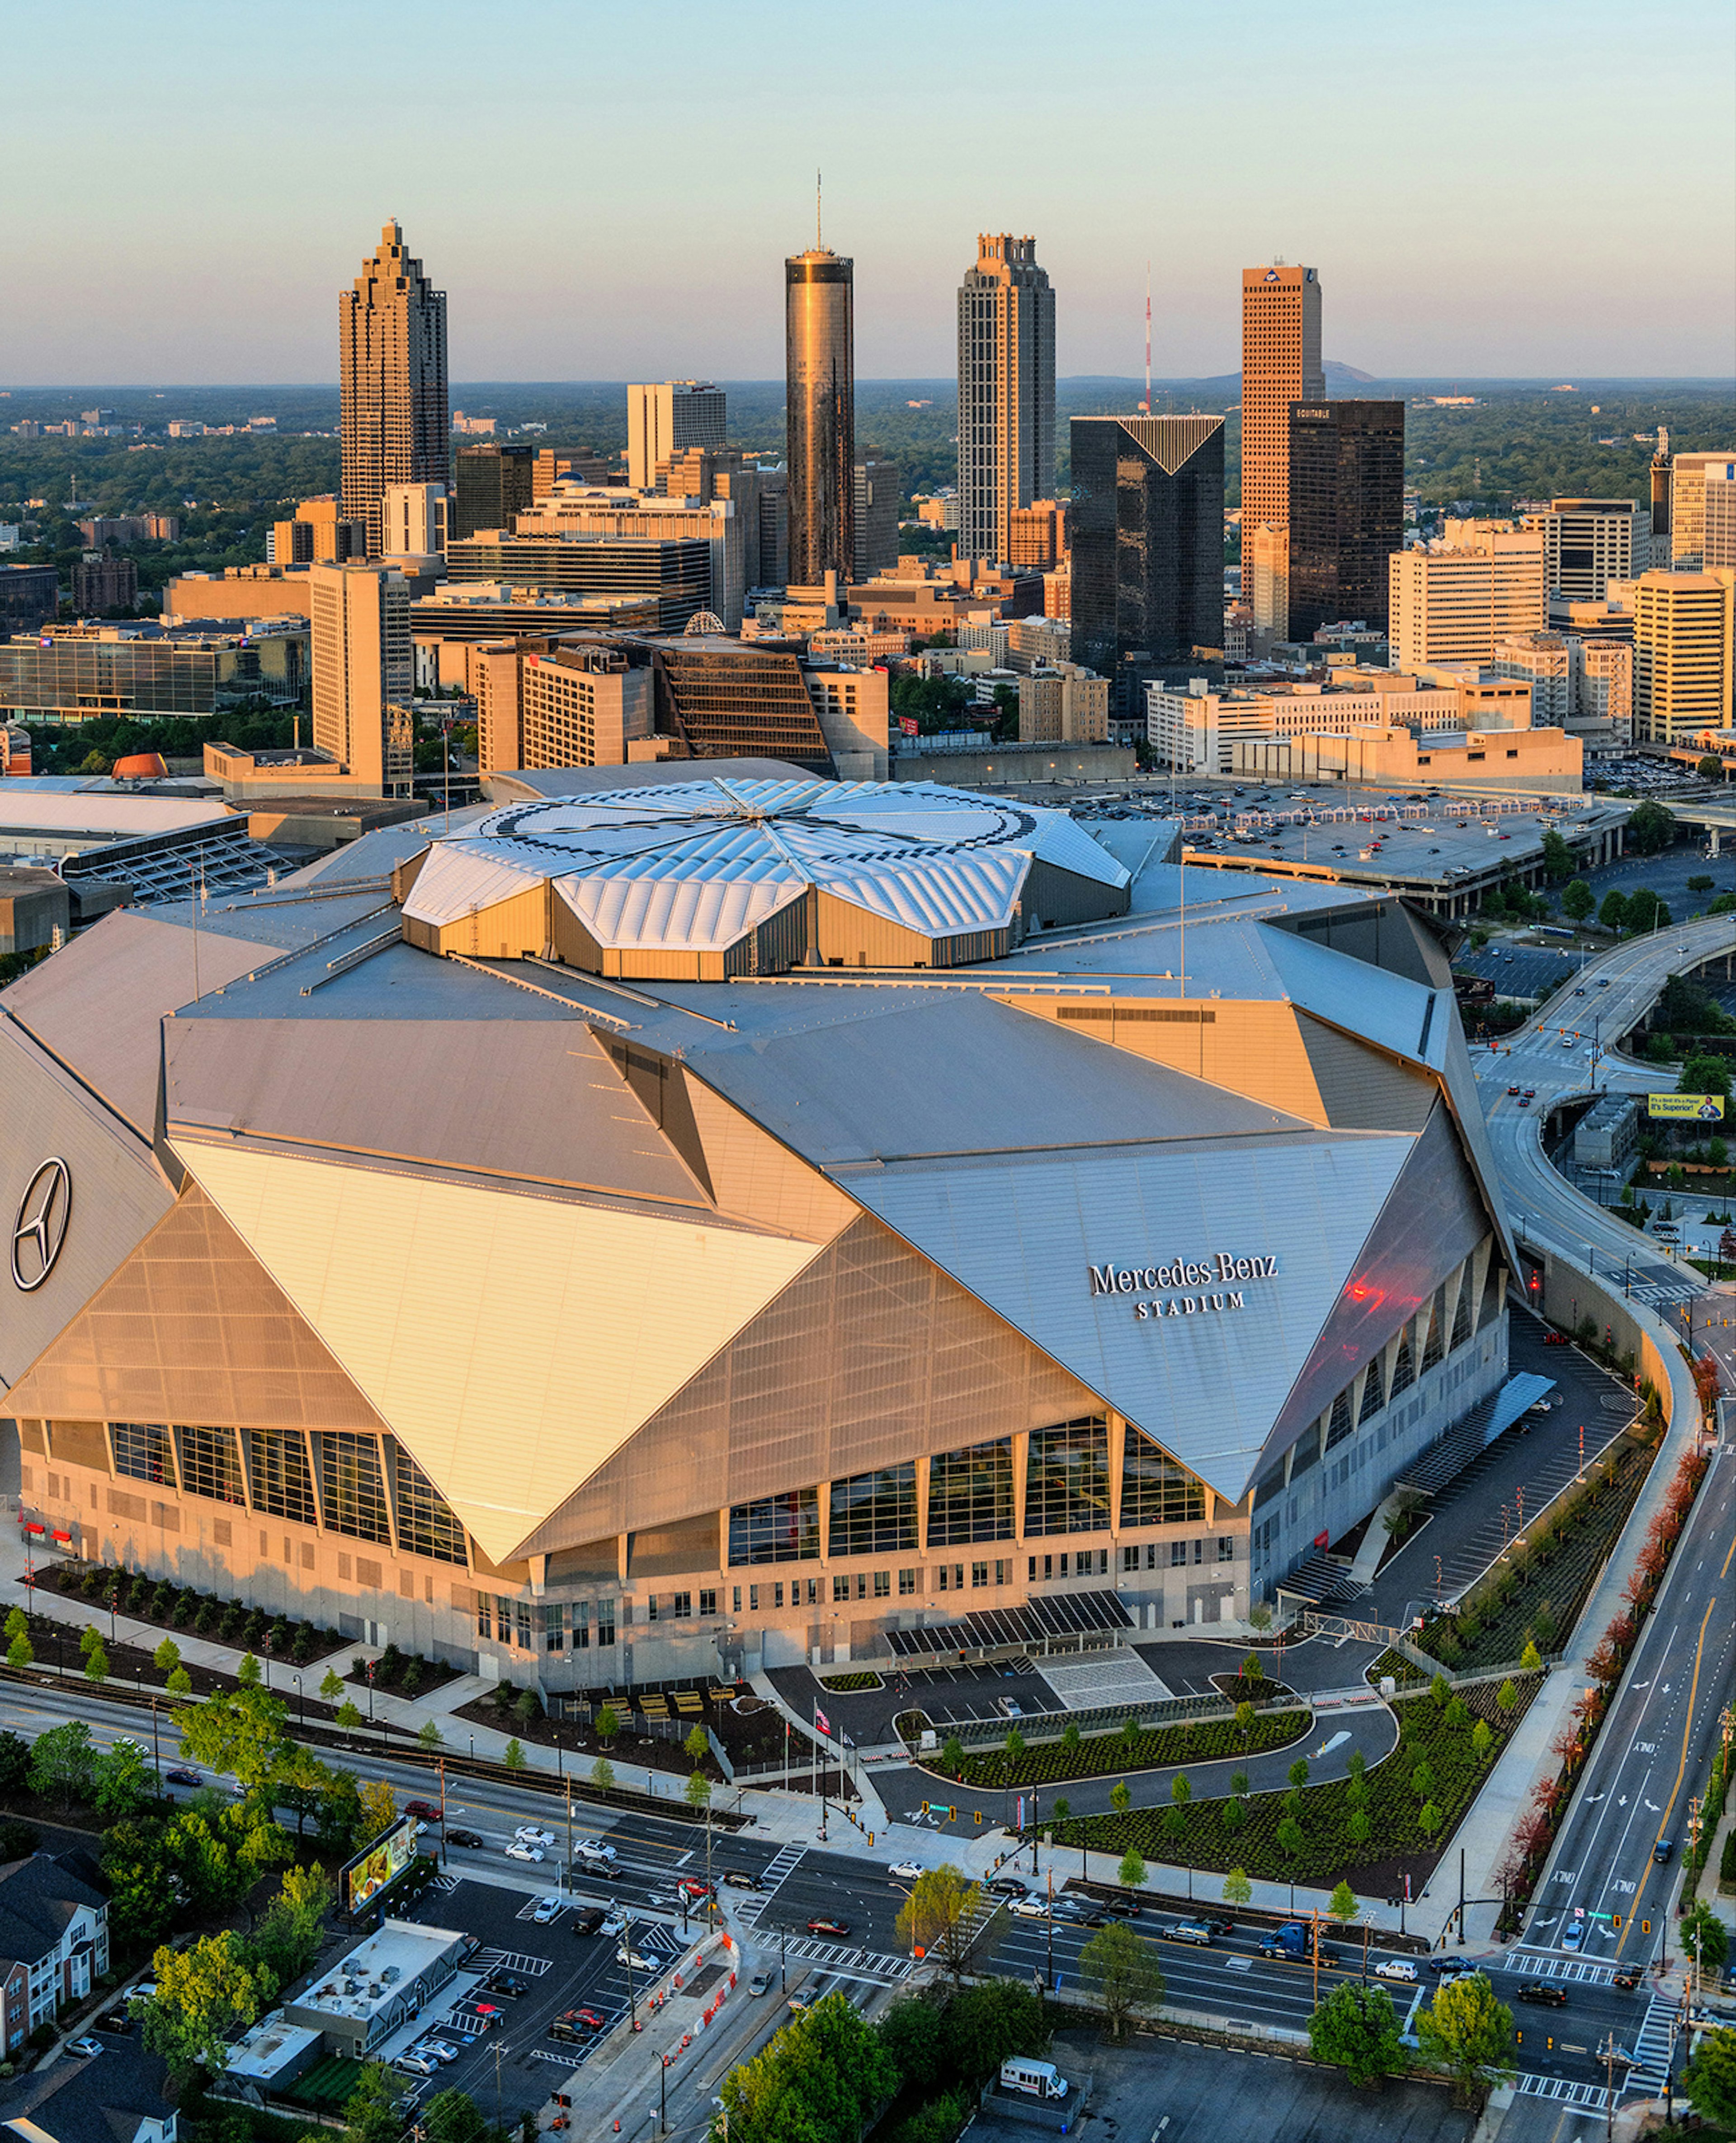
(340, 222), (449, 559)
(1286, 400), (1405, 638)
(1070, 415), (1225, 711)
(956, 234), (1055, 564)
(785, 246), (854, 587)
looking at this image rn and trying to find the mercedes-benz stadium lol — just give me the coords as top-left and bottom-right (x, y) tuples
(1, 763), (1512, 1690)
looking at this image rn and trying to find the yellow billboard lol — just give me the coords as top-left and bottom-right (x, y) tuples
(1647, 1093), (1726, 1121)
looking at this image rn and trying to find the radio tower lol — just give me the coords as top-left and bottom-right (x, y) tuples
(1140, 260), (1152, 413)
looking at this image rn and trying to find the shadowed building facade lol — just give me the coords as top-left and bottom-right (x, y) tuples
(340, 222), (449, 559)
(1286, 399), (1406, 639)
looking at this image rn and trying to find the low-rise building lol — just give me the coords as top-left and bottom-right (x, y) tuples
(163, 564), (315, 625)
(1018, 665), (1109, 744)
(0, 563), (61, 635)
(281, 1920), (467, 2058)
(0, 623), (308, 727)
(1227, 721), (1583, 794)
(1574, 1094), (1640, 1174)
(0, 1850), (110, 2055)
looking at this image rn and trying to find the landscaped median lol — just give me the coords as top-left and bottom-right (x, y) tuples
(906, 1702), (1313, 1793)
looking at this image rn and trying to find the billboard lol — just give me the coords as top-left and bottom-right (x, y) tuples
(1647, 1093), (1725, 1121)
(342, 1814), (416, 1915)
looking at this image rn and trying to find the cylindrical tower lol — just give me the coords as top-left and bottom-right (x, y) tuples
(785, 248), (854, 588)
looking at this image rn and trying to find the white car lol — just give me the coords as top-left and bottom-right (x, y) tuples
(600, 1911), (627, 1937)
(505, 1841), (545, 1863)
(616, 1946), (656, 1973)
(514, 1826), (556, 1847)
(888, 1860), (923, 1882)
(576, 1838), (617, 1863)
(1010, 1896), (1050, 1919)
(1373, 1956), (1417, 1982)
(532, 1896), (561, 1924)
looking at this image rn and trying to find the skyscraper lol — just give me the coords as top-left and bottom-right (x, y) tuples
(309, 561), (414, 796)
(785, 244), (854, 586)
(956, 234), (1056, 564)
(1069, 415), (1225, 708)
(1241, 264), (1323, 637)
(627, 383), (727, 491)
(340, 222), (448, 559)
(1388, 522), (1547, 668)
(1632, 569), (1736, 743)
(1286, 400), (1405, 638)
(1674, 452), (1736, 568)
(1519, 498), (1649, 600)
(453, 443), (536, 541)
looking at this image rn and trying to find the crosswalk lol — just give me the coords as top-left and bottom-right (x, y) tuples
(1629, 1277), (1701, 1307)
(472, 1947), (552, 1976)
(730, 1845), (804, 1927)
(1512, 2071), (1612, 2112)
(1626, 1994), (1676, 2095)
(775, 1934), (913, 1987)
(1502, 1952), (1625, 1987)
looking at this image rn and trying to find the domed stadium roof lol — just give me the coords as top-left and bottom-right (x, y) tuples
(399, 776), (1132, 977)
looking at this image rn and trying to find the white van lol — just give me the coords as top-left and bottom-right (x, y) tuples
(1000, 2057), (1068, 2101)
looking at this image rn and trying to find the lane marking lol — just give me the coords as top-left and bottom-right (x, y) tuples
(1613, 1590), (1718, 1959)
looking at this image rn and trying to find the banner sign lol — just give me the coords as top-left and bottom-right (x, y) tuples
(1647, 1093), (1725, 1120)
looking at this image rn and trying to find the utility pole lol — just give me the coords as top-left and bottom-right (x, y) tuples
(438, 1755), (448, 1869)
(565, 1770), (573, 1888)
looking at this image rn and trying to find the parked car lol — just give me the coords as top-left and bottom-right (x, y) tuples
(65, 2039), (104, 2060)
(447, 1828), (485, 1850)
(1161, 1922), (1214, 1946)
(807, 1916), (850, 1937)
(616, 1946), (656, 1973)
(722, 1870), (762, 1891)
(96, 2011), (134, 2034)
(484, 1973), (530, 1998)
(412, 2039), (459, 2065)
(600, 1912), (627, 1937)
(532, 1896), (562, 1923)
(1102, 1897), (1141, 1919)
(786, 1994), (810, 2015)
(404, 1799), (443, 1823)
(164, 1766), (203, 1788)
(548, 2009), (604, 2042)
(1516, 1984), (1568, 2007)
(570, 1908), (605, 1937)
(1373, 1957), (1418, 1982)
(1010, 1897), (1050, 1920)
(505, 1842), (544, 1863)
(1202, 1917), (1236, 1939)
(393, 2054), (437, 2077)
(515, 1825), (557, 1847)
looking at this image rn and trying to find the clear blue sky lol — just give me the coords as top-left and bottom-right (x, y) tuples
(7, 0), (1732, 383)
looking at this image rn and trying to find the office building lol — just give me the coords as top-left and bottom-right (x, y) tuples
(1520, 498), (1649, 599)
(164, 565), (314, 626)
(380, 483), (448, 562)
(1672, 452), (1736, 568)
(1388, 521), (1548, 668)
(445, 533), (712, 632)
(1241, 264), (1323, 636)
(339, 221), (449, 557)
(72, 553), (138, 615)
(1231, 722), (1581, 792)
(1703, 462), (1736, 571)
(3, 761), (1515, 1681)
(1632, 569), (1736, 744)
(1069, 415), (1226, 709)
(514, 641), (655, 771)
(453, 443), (536, 542)
(956, 234), (1056, 564)
(786, 244), (854, 585)
(511, 485), (748, 630)
(1283, 401), (1404, 640)
(1579, 638), (1634, 744)
(627, 382), (726, 492)
(271, 497), (367, 570)
(854, 458), (901, 580)
(0, 624), (307, 725)
(0, 564), (61, 635)
(308, 562), (414, 796)
(1018, 666), (1108, 744)
(1009, 500), (1068, 573)
(1491, 632), (1576, 725)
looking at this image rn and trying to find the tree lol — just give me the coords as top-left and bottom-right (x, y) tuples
(1415, 1971), (1514, 2105)
(594, 1703), (620, 1745)
(942, 1735), (966, 1777)
(1682, 1901), (1730, 1974)
(1418, 1801), (1442, 1839)
(1412, 1761), (1437, 1801)
(685, 1769), (712, 1810)
(1599, 889), (1629, 933)
(422, 2091), (488, 2143)
(1003, 1726), (1026, 1775)
(1519, 1639), (1542, 1671)
(1061, 1721), (1081, 1756)
(319, 1666), (344, 1702)
(1697, 760), (1724, 785)
(1308, 1979), (1409, 2088)
(138, 1929), (278, 2077)
(877, 1996), (944, 2091)
(1277, 1816), (1306, 1858)
(1627, 887), (1672, 934)
(1682, 2024), (1736, 2129)
(684, 1724), (710, 1767)
(1329, 1879), (1359, 1924)
(503, 1738), (526, 1769)
(1682, 1052), (1732, 1099)
(1118, 1847), (1146, 1889)
(1472, 1718), (1494, 1764)
(895, 1864), (982, 1981)
(175, 1680), (296, 1793)
(1288, 1756), (1310, 1790)
(165, 1798), (290, 1914)
(939, 1978), (1046, 2084)
(7, 1631), (32, 1670)
(1561, 878), (1594, 923)
(354, 1777), (396, 1850)
(1080, 1919), (1165, 2040)
(84, 1639), (110, 1684)
(1429, 1672), (1451, 1709)
(28, 1718), (97, 1808)
(1223, 1867), (1252, 1909)
(591, 1756), (615, 1793)
(1234, 1700), (1255, 1743)
(716, 1989), (900, 2143)
(1628, 801), (1676, 855)
(335, 1698), (364, 1728)
(251, 1861), (335, 1985)
(418, 1719), (443, 1749)
(236, 1651), (260, 1687)
(5, 1606), (28, 1646)
(1497, 1678), (1519, 1711)
(1110, 1779), (1131, 1815)
(1540, 829), (1573, 881)
(340, 2064), (405, 2143)
(0, 1731), (28, 1796)
(80, 1623), (102, 1661)
(1690, 870), (1717, 890)
(154, 1636), (181, 1673)
(92, 1737), (154, 1820)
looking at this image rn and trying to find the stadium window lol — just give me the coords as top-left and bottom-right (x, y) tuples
(596, 1601), (614, 1646)
(111, 1422), (174, 1487)
(828, 1463), (916, 1556)
(1024, 1416), (1110, 1535)
(319, 1432), (391, 1542)
(926, 1438), (1013, 1545)
(1120, 1424), (1206, 1526)
(176, 1423), (245, 1506)
(873, 1571), (890, 1598)
(898, 1568), (916, 1596)
(728, 1488), (821, 1566)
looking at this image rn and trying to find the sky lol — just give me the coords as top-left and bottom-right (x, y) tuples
(5, 0), (1733, 385)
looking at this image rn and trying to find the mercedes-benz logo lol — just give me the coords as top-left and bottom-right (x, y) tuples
(11, 1158), (71, 1292)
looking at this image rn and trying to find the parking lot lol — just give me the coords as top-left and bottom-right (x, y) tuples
(388, 1877), (686, 2120)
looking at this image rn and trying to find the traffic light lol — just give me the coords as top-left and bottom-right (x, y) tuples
(1613, 1915), (1623, 1930)
(1642, 1918), (1651, 1934)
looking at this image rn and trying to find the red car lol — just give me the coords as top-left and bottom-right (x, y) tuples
(404, 1799), (443, 1823)
(807, 1917), (850, 1936)
(678, 1878), (714, 1900)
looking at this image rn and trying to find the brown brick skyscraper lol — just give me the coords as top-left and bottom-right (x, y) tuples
(1241, 264), (1322, 636)
(340, 222), (448, 558)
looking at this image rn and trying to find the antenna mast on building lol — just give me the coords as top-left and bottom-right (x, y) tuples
(1142, 260), (1152, 413)
(816, 169), (822, 250)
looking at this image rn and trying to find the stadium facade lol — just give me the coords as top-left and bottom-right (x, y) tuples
(1, 763), (1511, 1691)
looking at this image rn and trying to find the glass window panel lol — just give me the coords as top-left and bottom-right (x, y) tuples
(828, 1463), (915, 1558)
(247, 1427), (317, 1526)
(319, 1432), (391, 1543)
(175, 1423), (245, 1506)
(111, 1422), (174, 1487)
(1119, 1424), (1206, 1527)
(926, 1438), (1012, 1546)
(728, 1488), (819, 1566)
(392, 1442), (467, 1565)
(1024, 1416), (1110, 1536)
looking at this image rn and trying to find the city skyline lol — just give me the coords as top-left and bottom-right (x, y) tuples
(4, 0), (1730, 385)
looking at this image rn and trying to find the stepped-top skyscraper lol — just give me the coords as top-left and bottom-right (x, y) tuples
(785, 241), (854, 586)
(1241, 263), (1322, 636)
(340, 221), (449, 558)
(957, 234), (1056, 565)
